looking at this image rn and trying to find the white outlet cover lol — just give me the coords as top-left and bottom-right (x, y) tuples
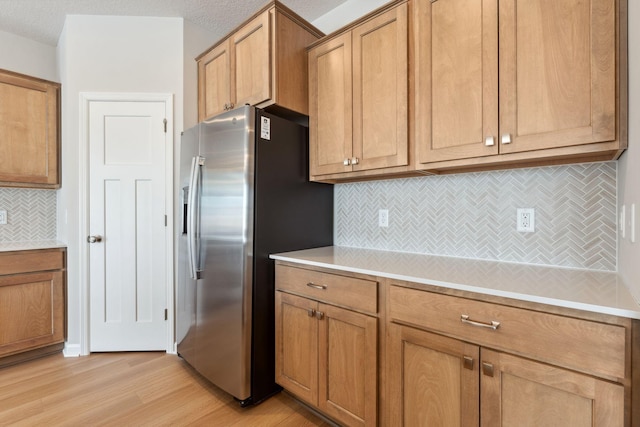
(516, 208), (535, 233)
(378, 209), (389, 228)
(0, 209), (6, 225)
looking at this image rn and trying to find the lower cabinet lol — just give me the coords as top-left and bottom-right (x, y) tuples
(275, 264), (378, 426)
(389, 323), (624, 426)
(0, 248), (66, 364)
(388, 284), (629, 426)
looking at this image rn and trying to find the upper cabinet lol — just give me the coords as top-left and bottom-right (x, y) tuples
(197, 1), (323, 121)
(0, 69), (60, 189)
(308, 1), (412, 182)
(415, 0), (626, 172)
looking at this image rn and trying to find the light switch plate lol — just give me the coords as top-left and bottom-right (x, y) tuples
(0, 209), (6, 225)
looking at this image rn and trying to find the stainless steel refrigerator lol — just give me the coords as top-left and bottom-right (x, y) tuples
(176, 105), (333, 406)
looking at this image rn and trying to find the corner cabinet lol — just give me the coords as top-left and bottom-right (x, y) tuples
(275, 263), (379, 427)
(0, 248), (66, 366)
(308, 1), (412, 183)
(0, 69), (60, 189)
(415, 0), (627, 172)
(197, 1), (323, 121)
(387, 285), (629, 426)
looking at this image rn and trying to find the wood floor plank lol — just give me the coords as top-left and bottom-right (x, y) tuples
(0, 352), (332, 426)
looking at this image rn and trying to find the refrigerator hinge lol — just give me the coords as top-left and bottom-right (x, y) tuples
(164, 215), (167, 226)
(164, 309), (168, 320)
(163, 118), (167, 133)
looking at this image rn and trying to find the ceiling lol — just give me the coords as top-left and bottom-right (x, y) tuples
(0, 0), (348, 47)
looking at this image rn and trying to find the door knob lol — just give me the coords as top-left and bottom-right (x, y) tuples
(87, 235), (103, 243)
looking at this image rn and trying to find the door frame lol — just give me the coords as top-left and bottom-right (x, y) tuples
(78, 92), (174, 355)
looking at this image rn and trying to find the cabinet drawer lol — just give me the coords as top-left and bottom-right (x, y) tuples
(389, 285), (626, 379)
(276, 265), (377, 314)
(0, 250), (64, 276)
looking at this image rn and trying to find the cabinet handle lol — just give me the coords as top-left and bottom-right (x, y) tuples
(229, 103), (234, 109)
(316, 311), (325, 320)
(351, 157), (359, 165)
(463, 356), (474, 370)
(306, 282), (327, 290)
(343, 158), (351, 166)
(482, 362), (495, 377)
(485, 136), (495, 146)
(461, 315), (500, 330)
(501, 134), (512, 144)
(308, 309), (316, 317)
(87, 235), (103, 243)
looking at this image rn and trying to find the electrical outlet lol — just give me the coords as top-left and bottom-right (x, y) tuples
(378, 209), (389, 227)
(517, 208), (535, 233)
(631, 204), (637, 244)
(0, 209), (6, 225)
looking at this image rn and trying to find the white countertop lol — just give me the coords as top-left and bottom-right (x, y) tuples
(271, 246), (640, 320)
(0, 240), (67, 252)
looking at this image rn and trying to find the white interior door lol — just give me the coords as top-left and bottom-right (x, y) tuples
(88, 99), (169, 351)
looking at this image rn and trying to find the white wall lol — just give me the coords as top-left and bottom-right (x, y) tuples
(0, 29), (58, 81)
(312, 0), (390, 33)
(56, 15), (185, 354)
(618, 1), (640, 303)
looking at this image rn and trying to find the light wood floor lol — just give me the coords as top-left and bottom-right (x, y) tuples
(0, 352), (332, 426)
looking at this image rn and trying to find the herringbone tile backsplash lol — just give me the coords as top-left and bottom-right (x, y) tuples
(0, 189), (57, 242)
(335, 162), (617, 271)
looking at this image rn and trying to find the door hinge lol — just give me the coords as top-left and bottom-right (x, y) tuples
(163, 118), (167, 133)
(164, 309), (168, 320)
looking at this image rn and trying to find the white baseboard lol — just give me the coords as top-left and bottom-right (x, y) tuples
(63, 343), (82, 357)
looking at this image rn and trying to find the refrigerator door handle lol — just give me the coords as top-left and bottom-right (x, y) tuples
(187, 156), (201, 279)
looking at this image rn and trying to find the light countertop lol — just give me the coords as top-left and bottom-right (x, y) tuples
(271, 246), (640, 320)
(0, 240), (67, 252)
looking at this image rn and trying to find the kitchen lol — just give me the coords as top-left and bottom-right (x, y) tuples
(0, 0), (639, 425)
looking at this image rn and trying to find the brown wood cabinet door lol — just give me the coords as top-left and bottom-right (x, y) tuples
(481, 349), (624, 427)
(0, 71), (59, 187)
(416, 0), (498, 164)
(352, 3), (409, 172)
(233, 10), (271, 109)
(318, 303), (377, 427)
(498, 0), (616, 154)
(275, 292), (319, 406)
(198, 39), (233, 121)
(388, 324), (480, 426)
(0, 271), (65, 357)
(309, 32), (353, 177)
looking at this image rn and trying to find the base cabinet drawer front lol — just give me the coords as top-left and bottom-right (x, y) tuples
(276, 265), (377, 314)
(0, 250), (64, 276)
(389, 285), (626, 379)
(0, 271), (65, 357)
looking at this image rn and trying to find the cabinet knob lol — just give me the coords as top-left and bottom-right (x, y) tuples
(482, 362), (495, 377)
(343, 158), (351, 166)
(463, 356), (474, 370)
(316, 311), (325, 320)
(87, 235), (103, 243)
(485, 136), (495, 147)
(351, 157), (359, 165)
(501, 134), (512, 144)
(308, 309), (316, 317)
